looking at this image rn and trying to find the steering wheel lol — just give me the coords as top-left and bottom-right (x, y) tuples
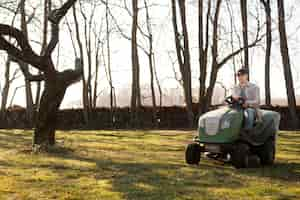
(225, 96), (245, 107)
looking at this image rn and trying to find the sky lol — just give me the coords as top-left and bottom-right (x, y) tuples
(0, 0), (300, 108)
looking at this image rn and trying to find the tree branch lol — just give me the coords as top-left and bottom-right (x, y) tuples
(48, 0), (77, 24)
(0, 24), (43, 70)
(44, 0), (77, 56)
(218, 35), (264, 68)
(10, 58), (46, 82)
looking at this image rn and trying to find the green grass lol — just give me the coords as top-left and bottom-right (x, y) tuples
(0, 129), (299, 200)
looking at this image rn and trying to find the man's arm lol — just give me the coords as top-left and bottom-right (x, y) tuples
(245, 85), (260, 107)
(231, 86), (240, 99)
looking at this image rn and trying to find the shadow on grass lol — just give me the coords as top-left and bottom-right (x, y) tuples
(45, 147), (300, 199)
(0, 130), (32, 150)
(44, 149), (245, 200)
(238, 161), (300, 182)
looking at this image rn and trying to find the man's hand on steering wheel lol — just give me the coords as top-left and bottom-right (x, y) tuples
(242, 102), (249, 108)
(232, 96), (240, 101)
(225, 96), (246, 107)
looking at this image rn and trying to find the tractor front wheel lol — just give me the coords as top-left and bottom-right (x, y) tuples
(232, 143), (250, 169)
(185, 143), (201, 165)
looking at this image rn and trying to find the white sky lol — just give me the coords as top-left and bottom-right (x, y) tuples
(0, 0), (300, 108)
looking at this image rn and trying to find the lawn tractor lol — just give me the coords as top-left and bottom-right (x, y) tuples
(185, 96), (281, 168)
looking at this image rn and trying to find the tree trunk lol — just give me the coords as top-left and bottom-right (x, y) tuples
(144, 0), (157, 126)
(80, 4), (93, 110)
(73, 4), (89, 123)
(36, 0), (51, 110)
(105, 0), (115, 125)
(93, 46), (100, 108)
(240, 0), (249, 74)
(200, 0), (222, 112)
(225, 0), (237, 85)
(33, 66), (81, 148)
(153, 55), (162, 108)
(33, 75), (67, 147)
(261, 0), (272, 106)
(1, 56), (11, 116)
(198, 0), (211, 115)
(277, 0), (299, 128)
(131, 0), (141, 126)
(20, 0), (34, 121)
(171, 0), (194, 126)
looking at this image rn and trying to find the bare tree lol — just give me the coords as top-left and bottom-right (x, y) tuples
(260, 0), (272, 106)
(277, 0), (299, 128)
(1, 56), (11, 114)
(19, 0), (34, 121)
(0, 2), (20, 117)
(1, 56), (20, 115)
(72, 3), (89, 123)
(79, 2), (96, 110)
(198, 0), (211, 114)
(240, 0), (249, 73)
(104, 0), (116, 121)
(171, 0), (194, 126)
(0, 0), (82, 150)
(92, 26), (102, 108)
(36, 0), (52, 109)
(131, 0), (142, 126)
(198, 0), (263, 113)
(143, 0), (159, 125)
(104, 0), (162, 115)
(225, 0), (238, 84)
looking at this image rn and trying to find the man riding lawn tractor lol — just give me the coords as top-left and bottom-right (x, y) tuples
(186, 69), (281, 168)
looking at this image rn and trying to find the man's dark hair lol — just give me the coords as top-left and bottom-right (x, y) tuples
(237, 68), (249, 76)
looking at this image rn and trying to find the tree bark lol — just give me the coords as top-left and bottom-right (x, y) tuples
(72, 4), (89, 123)
(240, 0), (249, 75)
(198, 0), (211, 114)
(33, 68), (81, 147)
(20, 0), (34, 122)
(261, 0), (272, 106)
(144, 0), (157, 126)
(171, 0), (194, 126)
(200, 0), (222, 113)
(34, 73), (66, 146)
(80, 3), (93, 110)
(277, 0), (299, 128)
(36, 0), (51, 109)
(131, 0), (141, 126)
(105, 0), (116, 124)
(1, 56), (11, 116)
(93, 42), (100, 108)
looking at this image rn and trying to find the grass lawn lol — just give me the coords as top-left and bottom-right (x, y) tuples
(0, 130), (299, 200)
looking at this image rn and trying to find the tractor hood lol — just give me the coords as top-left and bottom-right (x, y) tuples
(199, 107), (231, 121)
(198, 107), (231, 135)
(198, 106), (243, 143)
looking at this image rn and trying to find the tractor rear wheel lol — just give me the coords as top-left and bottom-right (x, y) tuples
(185, 143), (201, 165)
(258, 139), (275, 165)
(232, 143), (250, 169)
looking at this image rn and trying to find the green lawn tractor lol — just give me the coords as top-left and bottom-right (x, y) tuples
(185, 96), (281, 168)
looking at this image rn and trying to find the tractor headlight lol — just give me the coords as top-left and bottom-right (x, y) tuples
(198, 118), (205, 128)
(220, 118), (230, 129)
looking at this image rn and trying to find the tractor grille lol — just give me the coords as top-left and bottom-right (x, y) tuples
(205, 117), (220, 136)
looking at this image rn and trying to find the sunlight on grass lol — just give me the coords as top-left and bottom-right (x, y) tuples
(0, 130), (299, 200)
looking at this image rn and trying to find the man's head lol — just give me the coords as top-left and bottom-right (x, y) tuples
(237, 68), (249, 84)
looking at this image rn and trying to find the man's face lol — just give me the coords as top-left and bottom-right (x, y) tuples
(238, 74), (248, 84)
